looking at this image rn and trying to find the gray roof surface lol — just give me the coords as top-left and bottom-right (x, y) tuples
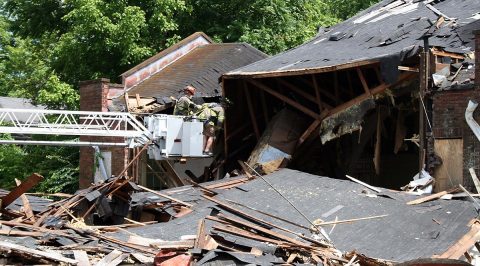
(115, 169), (478, 261)
(126, 43), (267, 98)
(226, 0), (480, 76)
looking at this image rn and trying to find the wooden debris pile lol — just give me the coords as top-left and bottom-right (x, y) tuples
(0, 169), (396, 265)
(4, 165), (476, 265)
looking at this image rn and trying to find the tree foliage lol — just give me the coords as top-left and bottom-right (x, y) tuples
(181, 0), (338, 54)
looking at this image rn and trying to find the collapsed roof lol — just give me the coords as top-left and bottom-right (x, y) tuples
(114, 168), (478, 262)
(225, 0), (480, 79)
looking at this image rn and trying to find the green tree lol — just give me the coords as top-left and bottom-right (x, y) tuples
(324, 0), (381, 20)
(0, 0), (381, 193)
(181, 0), (338, 55)
(4, 0), (188, 84)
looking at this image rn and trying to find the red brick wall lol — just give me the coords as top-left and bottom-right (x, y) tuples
(79, 79), (128, 188)
(430, 30), (480, 190)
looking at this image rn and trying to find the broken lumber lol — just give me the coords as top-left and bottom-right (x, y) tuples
(469, 168), (480, 194)
(128, 235), (194, 249)
(313, 214), (388, 226)
(0, 241), (77, 264)
(96, 249), (124, 266)
(203, 195), (329, 247)
(15, 178), (36, 222)
(212, 224), (286, 245)
(437, 222), (480, 259)
(1, 173), (43, 209)
(345, 175), (381, 193)
(73, 250), (91, 266)
(138, 185), (192, 207)
(215, 213), (316, 250)
(407, 191), (448, 205)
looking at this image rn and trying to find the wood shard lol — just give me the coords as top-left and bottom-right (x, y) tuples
(73, 250), (91, 266)
(96, 249), (124, 266)
(14, 178), (36, 222)
(0, 241), (77, 264)
(345, 175), (381, 193)
(437, 222), (480, 259)
(407, 191), (448, 205)
(1, 173), (43, 209)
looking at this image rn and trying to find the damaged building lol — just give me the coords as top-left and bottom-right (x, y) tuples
(2, 0), (480, 265)
(78, 32), (267, 189)
(222, 0), (480, 192)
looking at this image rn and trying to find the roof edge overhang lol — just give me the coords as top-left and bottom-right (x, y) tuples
(121, 32), (213, 78)
(223, 59), (380, 79)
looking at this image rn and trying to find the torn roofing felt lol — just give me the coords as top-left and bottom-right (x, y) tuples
(225, 0), (480, 78)
(112, 168), (478, 262)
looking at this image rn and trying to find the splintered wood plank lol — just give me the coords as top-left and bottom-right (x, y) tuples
(1, 173), (43, 209)
(195, 218), (206, 249)
(138, 185), (192, 207)
(469, 168), (480, 194)
(0, 242), (77, 264)
(406, 191), (448, 205)
(96, 250), (123, 266)
(345, 175), (381, 193)
(15, 179), (36, 222)
(212, 224), (286, 245)
(0, 230), (44, 237)
(298, 119), (322, 146)
(437, 222), (480, 259)
(433, 139), (463, 192)
(73, 250), (91, 266)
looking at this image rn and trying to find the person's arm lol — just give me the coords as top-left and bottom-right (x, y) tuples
(188, 99), (202, 113)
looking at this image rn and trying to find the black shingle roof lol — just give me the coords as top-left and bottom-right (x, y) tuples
(226, 0), (480, 77)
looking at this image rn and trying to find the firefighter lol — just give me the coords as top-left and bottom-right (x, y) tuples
(173, 85), (202, 116)
(197, 102), (225, 155)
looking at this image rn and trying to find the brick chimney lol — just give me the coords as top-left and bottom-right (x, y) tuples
(78, 79), (128, 188)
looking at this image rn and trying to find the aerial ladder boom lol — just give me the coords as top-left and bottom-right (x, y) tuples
(0, 108), (206, 159)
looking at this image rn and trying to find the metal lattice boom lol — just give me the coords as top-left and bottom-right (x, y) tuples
(0, 109), (152, 146)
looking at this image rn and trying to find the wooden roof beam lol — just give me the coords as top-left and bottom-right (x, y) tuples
(356, 68), (371, 95)
(247, 79), (320, 119)
(312, 75), (324, 112)
(277, 79), (332, 110)
(243, 81), (261, 140)
(298, 76), (339, 105)
(223, 60), (380, 79)
(327, 72), (415, 116)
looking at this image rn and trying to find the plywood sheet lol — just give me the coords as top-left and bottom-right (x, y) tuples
(434, 139), (463, 192)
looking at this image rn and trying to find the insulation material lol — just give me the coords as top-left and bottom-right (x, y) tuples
(247, 108), (309, 169)
(320, 99), (376, 144)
